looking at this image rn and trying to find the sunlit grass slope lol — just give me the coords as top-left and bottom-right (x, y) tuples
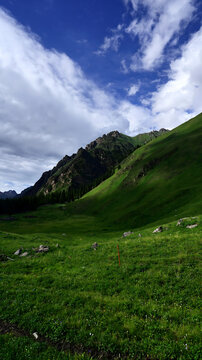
(75, 113), (202, 229)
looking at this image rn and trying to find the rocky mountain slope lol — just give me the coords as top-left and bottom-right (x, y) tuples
(22, 129), (168, 199)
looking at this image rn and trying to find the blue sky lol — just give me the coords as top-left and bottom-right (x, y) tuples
(0, 0), (201, 191)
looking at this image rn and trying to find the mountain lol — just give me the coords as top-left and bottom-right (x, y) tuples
(69, 113), (202, 229)
(21, 129), (168, 199)
(0, 190), (17, 200)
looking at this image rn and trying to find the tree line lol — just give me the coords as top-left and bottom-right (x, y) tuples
(0, 168), (115, 215)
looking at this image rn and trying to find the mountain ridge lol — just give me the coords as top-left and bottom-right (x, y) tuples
(21, 128), (168, 199)
(0, 190), (17, 200)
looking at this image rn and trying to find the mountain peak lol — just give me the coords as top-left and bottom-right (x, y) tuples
(0, 190), (18, 199)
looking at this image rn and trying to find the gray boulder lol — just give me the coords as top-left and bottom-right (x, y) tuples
(186, 224), (198, 229)
(176, 219), (183, 226)
(14, 248), (22, 256)
(153, 226), (163, 233)
(123, 231), (133, 237)
(37, 245), (49, 252)
(20, 252), (28, 257)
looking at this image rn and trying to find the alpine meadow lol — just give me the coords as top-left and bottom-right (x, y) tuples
(0, 113), (201, 359)
(0, 0), (202, 359)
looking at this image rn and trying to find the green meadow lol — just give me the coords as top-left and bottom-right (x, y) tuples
(0, 114), (202, 359)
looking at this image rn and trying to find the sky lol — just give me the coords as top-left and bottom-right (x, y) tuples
(0, 0), (201, 192)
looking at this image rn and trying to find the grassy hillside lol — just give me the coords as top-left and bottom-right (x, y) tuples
(73, 113), (202, 230)
(0, 216), (201, 359)
(0, 114), (201, 359)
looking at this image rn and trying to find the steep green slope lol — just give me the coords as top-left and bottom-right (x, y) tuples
(72, 113), (202, 229)
(131, 128), (168, 147)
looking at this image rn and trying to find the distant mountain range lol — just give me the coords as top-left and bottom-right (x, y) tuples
(20, 128), (168, 199)
(0, 190), (17, 200)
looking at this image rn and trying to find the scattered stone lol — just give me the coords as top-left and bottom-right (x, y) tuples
(176, 219), (183, 226)
(186, 224), (198, 229)
(92, 242), (99, 250)
(14, 248), (22, 256)
(33, 332), (38, 339)
(37, 245), (49, 253)
(138, 233), (142, 237)
(153, 226), (163, 233)
(7, 257), (14, 261)
(123, 231), (133, 237)
(20, 252), (28, 257)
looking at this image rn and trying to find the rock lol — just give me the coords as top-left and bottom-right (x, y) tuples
(123, 231), (133, 237)
(14, 248), (22, 256)
(153, 226), (163, 233)
(62, 233), (66, 236)
(92, 242), (99, 250)
(138, 233), (142, 237)
(176, 219), (183, 226)
(55, 243), (59, 248)
(186, 224), (198, 229)
(20, 252), (28, 257)
(33, 332), (38, 339)
(7, 257), (14, 261)
(37, 245), (49, 252)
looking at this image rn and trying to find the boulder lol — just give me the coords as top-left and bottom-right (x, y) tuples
(37, 245), (49, 252)
(176, 219), (183, 226)
(153, 226), (163, 233)
(14, 248), (22, 256)
(186, 224), (198, 229)
(20, 252), (28, 257)
(123, 231), (133, 237)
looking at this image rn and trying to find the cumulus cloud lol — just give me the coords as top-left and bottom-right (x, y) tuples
(125, 0), (195, 70)
(151, 27), (202, 128)
(0, 9), (129, 191)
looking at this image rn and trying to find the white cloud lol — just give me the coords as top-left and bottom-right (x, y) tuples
(126, 0), (195, 70)
(151, 27), (202, 128)
(0, 8), (201, 192)
(0, 9), (128, 191)
(121, 59), (129, 74)
(95, 24), (123, 55)
(127, 84), (139, 96)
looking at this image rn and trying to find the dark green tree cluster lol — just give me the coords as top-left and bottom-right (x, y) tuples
(0, 168), (115, 215)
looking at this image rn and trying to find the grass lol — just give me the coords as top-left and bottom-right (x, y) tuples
(0, 113), (201, 359)
(0, 213), (201, 359)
